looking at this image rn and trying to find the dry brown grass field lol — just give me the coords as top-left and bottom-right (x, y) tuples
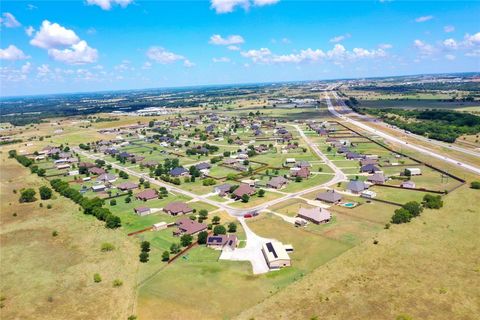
(0, 151), (139, 320)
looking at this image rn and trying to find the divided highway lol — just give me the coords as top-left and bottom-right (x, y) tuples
(326, 92), (480, 176)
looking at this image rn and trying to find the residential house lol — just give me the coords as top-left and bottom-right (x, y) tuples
(89, 167), (106, 175)
(134, 207), (151, 216)
(136, 189), (158, 201)
(316, 189), (343, 203)
(214, 184), (232, 196)
(206, 234), (238, 250)
(97, 173), (117, 183)
(347, 180), (368, 194)
(170, 167), (189, 177)
(91, 184), (106, 192)
(267, 176), (289, 189)
(367, 173), (386, 184)
(297, 207), (331, 224)
(233, 184), (256, 199)
(401, 180), (416, 189)
(163, 202), (193, 216)
(117, 182), (139, 191)
(174, 218), (207, 236)
(360, 164), (381, 174)
(405, 168), (422, 176)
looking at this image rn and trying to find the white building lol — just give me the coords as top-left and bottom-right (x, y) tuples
(262, 241), (291, 269)
(405, 168), (422, 176)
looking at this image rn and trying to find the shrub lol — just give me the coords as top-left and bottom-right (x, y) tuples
(139, 252), (149, 263)
(470, 181), (480, 189)
(141, 241), (150, 252)
(113, 279), (123, 287)
(228, 222), (237, 233)
(213, 225), (227, 235)
(180, 234), (193, 247)
(170, 243), (181, 254)
(39, 186), (52, 200)
(423, 194), (443, 209)
(110, 199), (117, 206)
(19, 188), (36, 203)
(52, 230), (58, 237)
(101, 242), (115, 252)
(162, 251), (170, 261)
(402, 201), (423, 217)
(93, 273), (102, 283)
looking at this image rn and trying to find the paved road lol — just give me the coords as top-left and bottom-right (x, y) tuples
(326, 92), (480, 176)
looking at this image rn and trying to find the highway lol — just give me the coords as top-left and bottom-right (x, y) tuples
(326, 92), (480, 176)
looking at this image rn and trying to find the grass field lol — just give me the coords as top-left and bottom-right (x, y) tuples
(0, 152), (139, 320)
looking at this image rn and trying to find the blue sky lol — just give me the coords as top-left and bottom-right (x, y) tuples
(1, 0), (479, 96)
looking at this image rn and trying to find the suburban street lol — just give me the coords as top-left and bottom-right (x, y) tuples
(326, 92), (480, 176)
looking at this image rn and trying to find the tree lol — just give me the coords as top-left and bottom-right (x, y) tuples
(140, 241), (150, 253)
(197, 231), (208, 244)
(470, 181), (480, 189)
(39, 186), (52, 200)
(423, 194), (443, 209)
(139, 251), (149, 263)
(241, 194), (250, 203)
(228, 222), (237, 233)
(213, 225), (227, 235)
(110, 199), (117, 206)
(105, 215), (121, 228)
(212, 215), (221, 224)
(19, 188), (36, 203)
(402, 201), (423, 217)
(170, 243), (181, 254)
(180, 234), (193, 247)
(258, 189), (265, 197)
(162, 251), (170, 261)
(391, 208), (412, 224)
(125, 197), (131, 203)
(199, 209), (208, 220)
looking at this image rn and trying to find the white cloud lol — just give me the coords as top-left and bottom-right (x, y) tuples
(329, 33), (351, 43)
(415, 15), (433, 23)
(1, 13), (21, 28)
(445, 54), (456, 60)
(241, 48), (272, 63)
(227, 45), (240, 51)
(86, 0), (134, 10)
(25, 26), (35, 37)
(142, 61), (152, 69)
(444, 25), (455, 33)
(253, 0), (279, 6)
(463, 32), (480, 47)
(48, 40), (98, 65)
(379, 43), (393, 49)
(0, 45), (29, 60)
(210, 0), (249, 14)
(442, 38), (458, 50)
(352, 47), (387, 58)
(21, 62), (32, 74)
(183, 59), (195, 67)
(146, 47), (184, 64)
(209, 34), (245, 46)
(36, 64), (51, 77)
(327, 44), (348, 59)
(212, 57), (231, 63)
(413, 39), (435, 56)
(30, 20), (80, 49)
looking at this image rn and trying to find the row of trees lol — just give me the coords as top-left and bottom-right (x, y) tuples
(50, 179), (121, 229)
(391, 194), (444, 224)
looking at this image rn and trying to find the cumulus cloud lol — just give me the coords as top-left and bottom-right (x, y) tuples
(444, 25), (455, 33)
(210, 0), (279, 13)
(0, 45), (30, 60)
(329, 33), (351, 43)
(209, 34), (245, 46)
(415, 15), (433, 23)
(25, 26), (35, 37)
(30, 21), (80, 49)
(212, 57), (231, 63)
(1, 12), (21, 28)
(241, 44), (389, 64)
(413, 39), (436, 56)
(48, 40), (98, 65)
(146, 47), (193, 67)
(442, 38), (458, 50)
(86, 0), (134, 10)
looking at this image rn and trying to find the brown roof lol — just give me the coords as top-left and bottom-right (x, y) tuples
(176, 218), (207, 235)
(233, 184), (256, 198)
(293, 167), (310, 178)
(163, 202), (193, 215)
(136, 189), (158, 201)
(88, 167), (106, 175)
(79, 162), (95, 168)
(117, 182), (139, 190)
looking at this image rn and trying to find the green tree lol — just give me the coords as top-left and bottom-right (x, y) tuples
(170, 243), (181, 254)
(212, 215), (221, 224)
(162, 251), (170, 261)
(105, 215), (121, 228)
(228, 222), (237, 233)
(241, 194), (250, 203)
(19, 188), (36, 203)
(110, 199), (117, 206)
(258, 189), (265, 197)
(141, 241), (151, 252)
(391, 208), (412, 224)
(39, 186), (52, 200)
(93, 273), (102, 283)
(423, 194), (443, 209)
(139, 251), (149, 263)
(402, 201), (423, 217)
(197, 231), (208, 244)
(213, 225), (227, 235)
(470, 181), (480, 189)
(180, 234), (193, 247)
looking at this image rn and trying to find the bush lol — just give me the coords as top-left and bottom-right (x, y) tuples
(470, 181), (480, 189)
(162, 251), (170, 261)
(113, 279), (123, 287)
(110, 199), (117, 206)
(101, 242), (115, 252)
(402, 201), (423, 217)
(170, 243), (181, 254)
(141, 241), (150, 252)
(139, 251), (149, 263)
(228, 222), (237, 233)
(180, 234), (193, 247)
(93, 273), (102, 283)
(52, 230), (58, 237)
(258, 189), (265, 197)
(19, 188), (36, 203)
